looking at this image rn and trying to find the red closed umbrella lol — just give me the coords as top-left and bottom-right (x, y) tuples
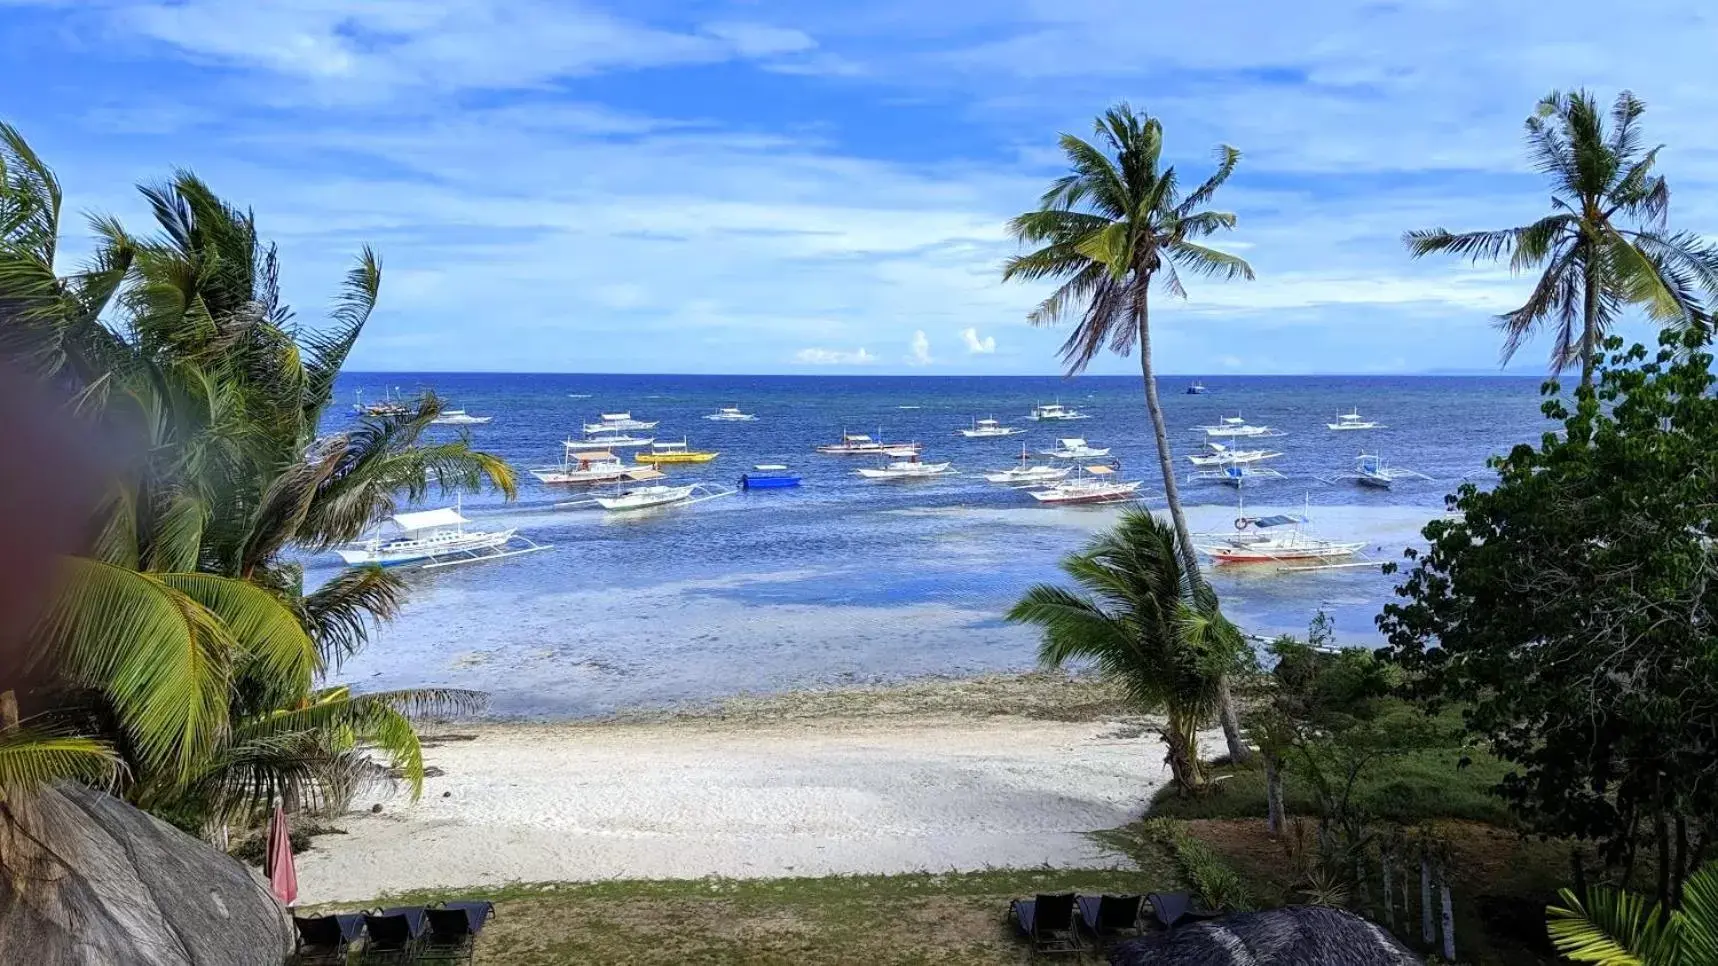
(265, 804), (298, 906)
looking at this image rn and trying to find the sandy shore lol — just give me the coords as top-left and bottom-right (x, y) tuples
(296, 677), (1198, 904)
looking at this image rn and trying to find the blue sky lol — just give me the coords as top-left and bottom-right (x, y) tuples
(6, 1), (1718, 375)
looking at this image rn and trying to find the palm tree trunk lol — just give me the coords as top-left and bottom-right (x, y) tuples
(1132, 286), (1251, 764)
(1264, 753), (1285, 835)
(1579, 262), (1599, 388)
(1160, 716), (1204, 793)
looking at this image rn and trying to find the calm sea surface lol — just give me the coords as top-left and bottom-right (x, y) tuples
(316, 373), (1549, 717)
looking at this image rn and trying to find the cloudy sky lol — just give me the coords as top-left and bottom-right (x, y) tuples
(7, 0), (1717, 374)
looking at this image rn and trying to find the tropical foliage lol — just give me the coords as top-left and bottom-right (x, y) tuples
(1008, 510), (1245, 792)
(1547, 862), (1718, 965)
(1004, 103), (1254, 762)
(1405, 89), (1716, 386)
(0, 120), (507, 827)
(1379, 324), (1718, 911)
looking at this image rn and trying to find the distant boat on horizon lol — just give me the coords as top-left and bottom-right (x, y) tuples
(1186, 381), (1207, 395)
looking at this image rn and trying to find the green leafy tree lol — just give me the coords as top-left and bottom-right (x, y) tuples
(1405, 89), (1715, 387)
(1379, 324), (1718, 910)
(1008, 509), (1245, 792)
(1548, 862), (1718, 965)
(1004, 103), (1254, 762)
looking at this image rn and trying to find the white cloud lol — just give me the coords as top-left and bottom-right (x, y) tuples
(960, 326), (997, 354)
(701, 22), (817, 57)
(906, 330), (933, 366)
(794, 347), (876, 365)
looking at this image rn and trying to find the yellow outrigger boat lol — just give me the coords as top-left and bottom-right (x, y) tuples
(634, 439), (720, 464)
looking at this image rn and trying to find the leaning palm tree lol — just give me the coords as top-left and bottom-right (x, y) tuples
(1008, 510), (1245, 792)
(1547, 861), (1718, 965)
(1004, 103), (1254, 762)
(1406, 89), (1716, 388)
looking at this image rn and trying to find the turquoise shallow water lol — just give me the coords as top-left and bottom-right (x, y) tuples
(317, 373), (1548, 717)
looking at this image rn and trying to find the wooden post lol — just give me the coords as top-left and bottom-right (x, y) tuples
(1439, 865), (1456, 961)
(1421, 854), (1435, 944)
(1382, 850), (1396, 929)
(0, 690), (18, 730)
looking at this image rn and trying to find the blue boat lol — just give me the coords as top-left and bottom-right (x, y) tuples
(1185, 381), (1207, 395)
(740, 464), (801, 489)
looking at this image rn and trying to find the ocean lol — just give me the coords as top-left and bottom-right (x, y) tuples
(317, 373), (1549, 717)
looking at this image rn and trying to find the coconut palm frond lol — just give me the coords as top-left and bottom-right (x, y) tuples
(1546, 885), (1669, 965)
(299, 563), (406, 668)
(0, 728), (120, 800)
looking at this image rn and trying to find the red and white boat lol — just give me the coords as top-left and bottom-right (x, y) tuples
(1027, 464), (1142, 506)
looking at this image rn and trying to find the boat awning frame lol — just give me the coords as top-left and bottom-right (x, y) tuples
(391, 507), (469, 530)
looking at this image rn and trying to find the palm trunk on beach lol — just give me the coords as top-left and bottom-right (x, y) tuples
(1133, 286), (1250, 765)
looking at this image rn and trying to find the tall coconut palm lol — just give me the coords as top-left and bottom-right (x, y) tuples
(1406, 89), (1716, 388)
(1008, 510), (1245, 792)
(1547, 861), (1718, 965)
(1004, 103), (1254, 762)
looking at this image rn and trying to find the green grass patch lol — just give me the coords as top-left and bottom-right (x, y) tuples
(1147, 748), (1516, 827)
(302, 864), (1187, 965)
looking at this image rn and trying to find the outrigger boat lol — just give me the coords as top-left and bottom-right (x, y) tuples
(1349, 453), (1432, 489)
(1041, 438), (1112, 459)
(856, 449), (954, 480)
(1197, 415), (1283, 439)
(1194, 498), (1366, 568)
(351, 388), (412, 418)
(333, 504), (550, 569)
(1028, 400), (1091, 421)
(530, 447), (664, 485)
(431, 408), (493, 426)
(1328, 409), (1384, 431)
(558, 482), (735, 512)
(582, 412), (659, 433)
(1185, 381), (1208, 395)
(1187, 443), (1282, 467)
(984, 446), (1072, 485)
(705, 405), (757, 422)
(816, 430), (921, 455)
(635, 439), (720, 464)
(1189, 463), (1288, 488)
(1027, 464), (1142, 506)
(959, 417), (1026, 438)
(739, 465), (800, 489)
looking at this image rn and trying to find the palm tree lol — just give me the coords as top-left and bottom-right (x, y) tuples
(1547, 861), (1718, 964)
(1406, 89), (1716, 388)
(1004, 103), (1254, 762)
(1008, 510), (1245, 792)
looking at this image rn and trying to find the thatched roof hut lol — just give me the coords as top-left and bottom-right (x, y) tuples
(0, 783), (293, 966)
(1108, 906), (1420, 966)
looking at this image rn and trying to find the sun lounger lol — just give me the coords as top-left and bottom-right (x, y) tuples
(1010, 892), (1082, 955)
(419, 900), (496, 964)
(361, 906), (429, 963)
(1076, 893), (1144, 942)
(291, 913), (365, 965)
(1146, 891), (1221, 932)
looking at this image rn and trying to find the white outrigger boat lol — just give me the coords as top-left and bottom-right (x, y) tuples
(1194, 499), (1366, 569)
(1189, 463), (1288, 488)
(565, 433), (655, 451)
(959, 417), (1026, 438)
(1187, 443), (1282, 467)
(1041, 438), (1112, 459)
(431, 408), (493, 426)
(1028, 400), (1091, 421)
(1198, 415), (1283, 438)
(1349, 453), (1432, 489)
(583, 412), (659, 433)
(558, 481), (735, 512)
(856, 450), (954, 480)
(816, 431), (921, 455)
(704, 405), (757, 422)
(530, 447), (664, 486)
(984, 446), (1072, 485)
(1027, 464), (1143, 506)
(333, 505), (550, 569)
(1328, 409), (1384, 431)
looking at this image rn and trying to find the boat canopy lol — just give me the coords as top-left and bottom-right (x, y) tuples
(882, 447), (919, 458)
(844, 434), (873, 441)
(1085, 465), (1115, 475)
(754, 464), (788, 470)
(392, 507), (468, 531)
(601, 412), (630, 420)
(575, 451), (618, 463)
(1242, 514), (1307, 529)
(1058, 438), (1087, 447)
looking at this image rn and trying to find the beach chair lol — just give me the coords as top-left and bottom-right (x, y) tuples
(1009, 892), (1081, 955)
(361, 906), (429, 963)
(1076, 893), (1144, 943)
(291, 913), (366, 965)
(1146, 891), (1221, 932)
(418, 900), (497, 964)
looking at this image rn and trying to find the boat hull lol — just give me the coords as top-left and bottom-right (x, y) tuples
(635, 452), (719, 464)
(1356, 474), (1392, 489)
(740, 474), (800, 489)
(1028, 481), (1142, 505)
(335, 529), (514, 567)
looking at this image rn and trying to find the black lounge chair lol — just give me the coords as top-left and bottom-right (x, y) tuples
(1010, 892), (1081, 955)
(419, 900), (497, 964)
(1146, 891), (1221, 932)
(1076, 893), (1144, 943)
(361, 906), (429, 963)
(291, 913), (366, 965)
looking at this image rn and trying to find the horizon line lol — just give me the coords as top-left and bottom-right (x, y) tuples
(339, 369), (1545, 379)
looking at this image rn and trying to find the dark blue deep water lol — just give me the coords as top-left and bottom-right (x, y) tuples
(318, 373), (1549, 717)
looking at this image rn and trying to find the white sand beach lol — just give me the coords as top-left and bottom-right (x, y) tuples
(296, 709), (1194, 904)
